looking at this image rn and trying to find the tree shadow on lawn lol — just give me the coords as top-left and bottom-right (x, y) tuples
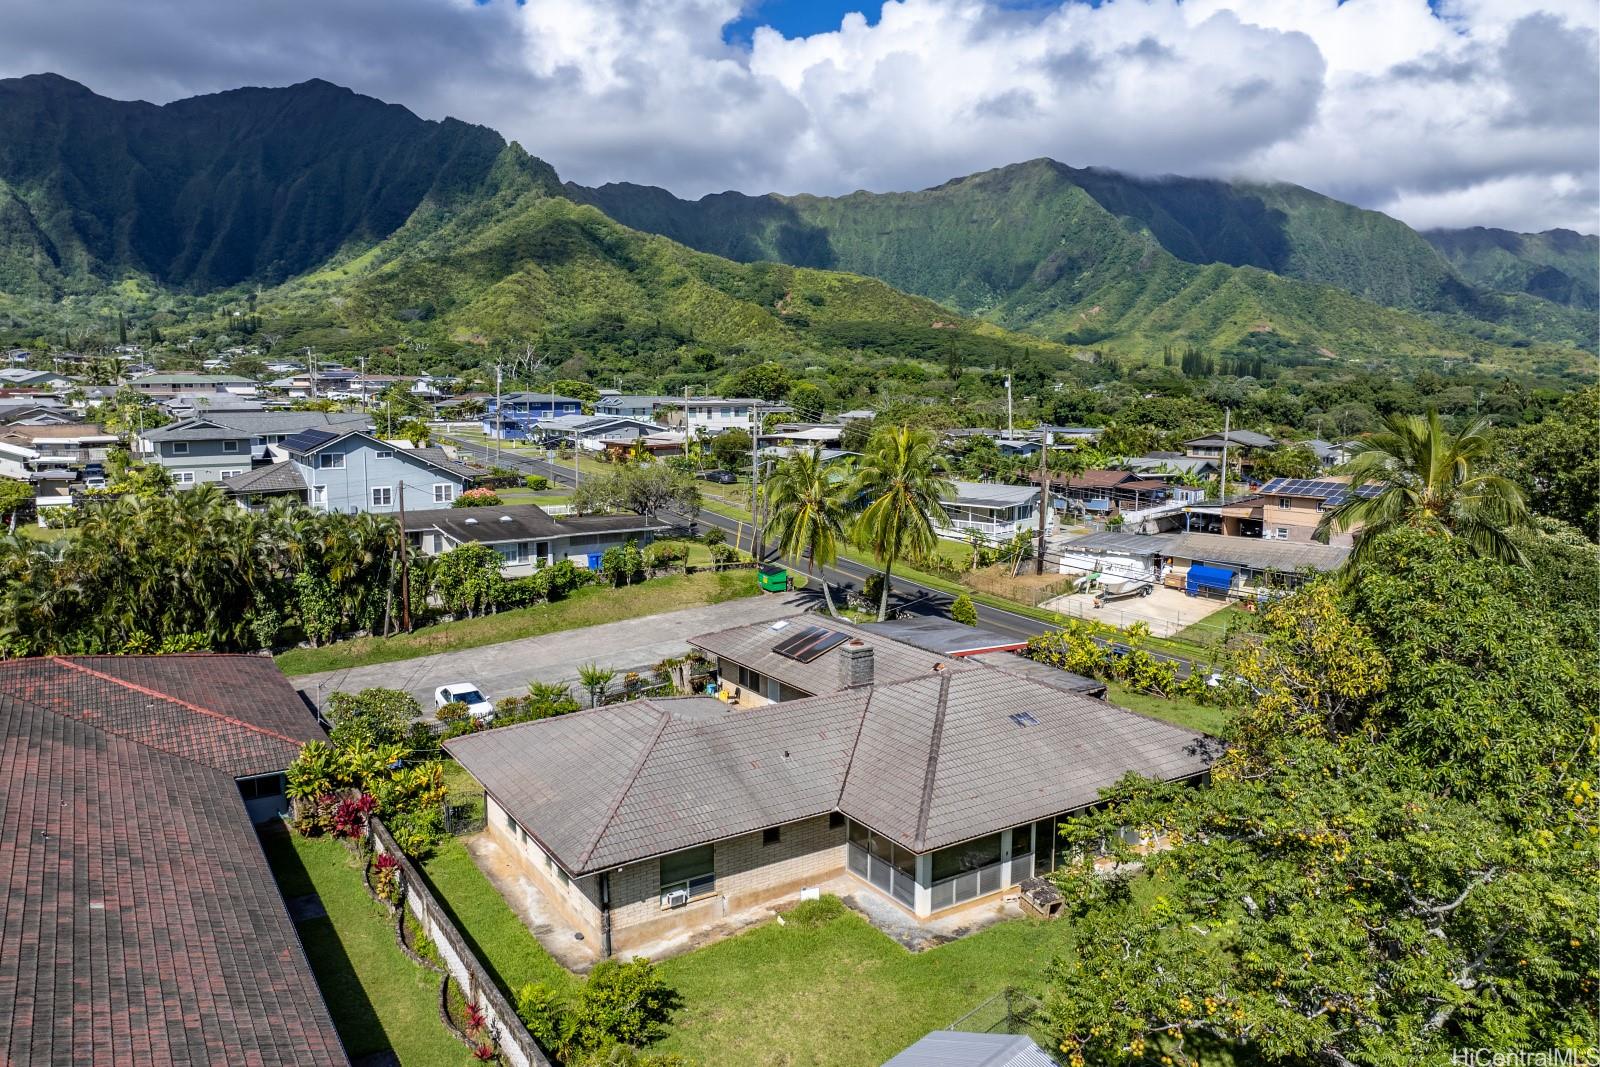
(260, 829), (390, 1060)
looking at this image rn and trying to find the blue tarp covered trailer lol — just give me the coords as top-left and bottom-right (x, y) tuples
(1186, 563), (1235, 597)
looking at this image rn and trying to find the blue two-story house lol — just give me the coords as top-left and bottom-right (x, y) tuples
(222, 428), (481, 514)
(482, 392), (587, 439)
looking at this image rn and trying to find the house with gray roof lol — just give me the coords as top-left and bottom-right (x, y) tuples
(445, 617), (1212, 957)
(407, 503), (670, 574)
(937, 480), (1041, 542)
(138, 411), (372, 488)
(223, 430), (480, 514)
(1184, 429), (1275, 463)
(127, 371), (257, 398)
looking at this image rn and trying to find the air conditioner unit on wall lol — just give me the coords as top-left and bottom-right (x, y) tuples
(664, 889), (690, 909)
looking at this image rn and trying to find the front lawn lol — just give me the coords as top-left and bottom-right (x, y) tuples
(277, 570), (760, 675)
(654, 903), (1075, 1067)
(260, 830), (473, 1066)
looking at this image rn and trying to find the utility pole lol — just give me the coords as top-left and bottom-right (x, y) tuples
(1219, 407), (1231, 503)
(494, 362), (503, 468)
(306, 348), (317, 399)
(1034, 430), (1051, 575)
(359, 354), (368, 413)
(397, 483), (412, 632)
(1005, 374), (1013, 439)
(750, 404), (763, 560)
(573, 429), (580, 490)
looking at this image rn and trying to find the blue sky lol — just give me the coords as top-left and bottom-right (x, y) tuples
(723, 0), (1064, 45)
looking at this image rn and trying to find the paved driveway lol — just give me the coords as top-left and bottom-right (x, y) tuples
(291, 592), (812, 712)
(1040, 584), (1231, 638)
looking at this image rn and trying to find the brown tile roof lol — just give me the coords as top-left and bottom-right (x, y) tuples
(0, 656), (345, 1066)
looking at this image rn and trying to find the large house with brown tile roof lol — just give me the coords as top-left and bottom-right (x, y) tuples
(444, 618), (1214, 958)
(0, 655), (346, 1066)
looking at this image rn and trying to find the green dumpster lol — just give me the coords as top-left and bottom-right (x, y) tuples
(757, 563), (790, 592)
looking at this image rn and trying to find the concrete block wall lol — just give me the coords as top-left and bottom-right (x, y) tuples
(607, 814), (847, 952)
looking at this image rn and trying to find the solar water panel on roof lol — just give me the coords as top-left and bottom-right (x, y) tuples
(772, 626), (850, 662)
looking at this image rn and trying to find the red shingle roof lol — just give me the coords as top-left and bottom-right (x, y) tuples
(0, 655), (345, 1066)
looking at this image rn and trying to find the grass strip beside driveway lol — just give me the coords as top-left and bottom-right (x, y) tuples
(277, 570), (759, 675)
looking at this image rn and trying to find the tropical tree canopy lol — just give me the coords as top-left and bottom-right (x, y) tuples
(1043, 527), (1598, 1067)
(764, 447), (849, 616)
(1317, 410), (1530, 565)
(850, 424), (953, 620)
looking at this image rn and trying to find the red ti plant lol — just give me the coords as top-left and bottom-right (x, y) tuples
(472, 1041), (495, 1060)
(332, 792), (376, 839)
(465, 1001), (487, 1031)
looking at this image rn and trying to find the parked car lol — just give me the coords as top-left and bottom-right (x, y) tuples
(701, 469), (738, 484)
(435, 683), (495, 722)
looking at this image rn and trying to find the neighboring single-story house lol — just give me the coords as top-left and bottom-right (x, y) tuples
(495, 413), (663, 448)
(1034, 469), (1170, 516)
(407, 503), (670, 574)
(140, 411), (373, 488)
(445, 617), (1211, 957)
(936, 480), (1040, 541)
(1163, 531), (1349, 591)
(224, 430), (480, 514)
(0, 654), (344, 1065)
(127, 372), (258, 398)
(1124, 454), (1219, 479)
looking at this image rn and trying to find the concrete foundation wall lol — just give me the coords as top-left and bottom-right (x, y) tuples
(486, 795), (605, 940)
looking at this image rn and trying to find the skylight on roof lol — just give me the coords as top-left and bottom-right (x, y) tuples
(1009, 712), (1039, 727)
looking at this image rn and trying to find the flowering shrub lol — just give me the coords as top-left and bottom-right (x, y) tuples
(451, 487), (503, 508)
(372, 852), (400, 904)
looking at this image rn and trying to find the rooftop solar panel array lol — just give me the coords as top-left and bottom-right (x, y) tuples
(1257, 477), (1381, 505)
(772, 626), (850, 663)
(279, 427), (340, 453)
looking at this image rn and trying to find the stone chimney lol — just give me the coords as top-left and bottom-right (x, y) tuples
(839, 639), (875, 689)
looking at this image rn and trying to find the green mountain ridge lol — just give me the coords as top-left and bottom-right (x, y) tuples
(0, 73), (510, 293)
(0, 75), (1591, 387)
(569, 158), (1598, 353)
(1423, 226), (1598, 310)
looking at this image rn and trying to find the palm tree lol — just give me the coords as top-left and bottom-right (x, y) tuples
(850, 425), (954, 621)
(577, 663), (616, 708)
(764, 447), (849, 617)
(1316, 411), (1529, 566)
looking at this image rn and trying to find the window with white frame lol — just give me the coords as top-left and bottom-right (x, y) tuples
(1274, 527), (1289, 540)
(312, 485), (327, 505)
(433, 483), (455, 504)
(175, 471), (195, 485)
(374, 450), (393, 460)
(219, 469), (242, 479)
(371, 486), (393, 507)
(170, 442), (189, 455)
(318, 453), (345, 470)
(223, 440), (240, 453)
(1278, 496), (1292, 509)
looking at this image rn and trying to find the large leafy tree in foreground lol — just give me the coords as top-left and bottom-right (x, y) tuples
(1045, 528), (1598, 1066)
(850, 424), (952, 620)
(1317, 410), (1529, 565)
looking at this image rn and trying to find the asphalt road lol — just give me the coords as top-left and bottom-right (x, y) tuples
(441, 433), (1199, 675)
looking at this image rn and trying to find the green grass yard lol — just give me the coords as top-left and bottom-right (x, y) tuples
(654, 905), (1075, 1067)
(1104, 681), (1231, 736)
(260, 830), (474, 1066)
(277, 570), (760, 675)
